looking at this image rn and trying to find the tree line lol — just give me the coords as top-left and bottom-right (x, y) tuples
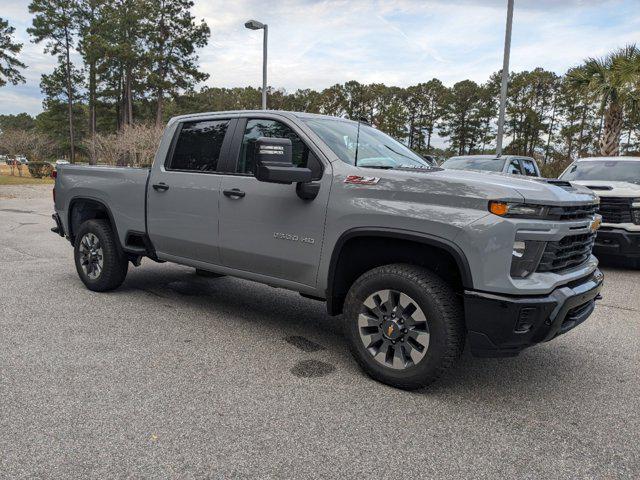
(0, 2), (639, 175)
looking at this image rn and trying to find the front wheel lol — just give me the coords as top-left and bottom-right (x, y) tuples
(343, 264), (465, 390)
(74, 219), (128, 292)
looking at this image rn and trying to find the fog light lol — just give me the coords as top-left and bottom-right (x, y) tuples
(510, 240), (546, 278)
(513, 241), (526, 258)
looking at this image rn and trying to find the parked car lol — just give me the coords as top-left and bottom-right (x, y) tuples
(55, 159), (70, 165)
(52, 111), (603, 390)
(0, 155), (8, 164)
(560, 156), (640, 265)
(15, 155), (29, 165)
(441, 154), (541, 176)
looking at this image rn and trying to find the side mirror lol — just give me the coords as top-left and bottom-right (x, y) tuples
(253, 137), (313, 184)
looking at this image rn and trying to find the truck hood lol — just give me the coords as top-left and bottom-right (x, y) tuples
(425, 169), (597, 205)
(568, 180), (640, 198)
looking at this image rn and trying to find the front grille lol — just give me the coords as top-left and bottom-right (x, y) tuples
(548, 204), (598, 221)
(598, 197), (632, 224)
(537, 232), (596, 273)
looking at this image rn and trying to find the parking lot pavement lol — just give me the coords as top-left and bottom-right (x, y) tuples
(1, 185), (639, 479)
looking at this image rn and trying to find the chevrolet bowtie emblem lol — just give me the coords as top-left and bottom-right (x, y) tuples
(590, 215), (602, 233)
(387, 325), (394, 337)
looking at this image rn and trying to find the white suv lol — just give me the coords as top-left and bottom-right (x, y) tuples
(560, 156), (640, 265)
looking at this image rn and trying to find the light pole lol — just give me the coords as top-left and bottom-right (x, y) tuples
(496, 0), (514, 157)
(245, 19), (268, 110)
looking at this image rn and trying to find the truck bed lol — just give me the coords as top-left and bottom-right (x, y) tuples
(54, 165), (149, 248)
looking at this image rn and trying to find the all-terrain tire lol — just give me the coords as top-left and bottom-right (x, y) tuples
(74, 219), (128, 292)
(343, 263), (465, 390)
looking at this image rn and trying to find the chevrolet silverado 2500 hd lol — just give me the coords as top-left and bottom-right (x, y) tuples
(52, 111), (604, 389)
(560, 156), (640, 266)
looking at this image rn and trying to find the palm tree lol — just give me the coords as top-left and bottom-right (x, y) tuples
(567, 44), (639, 156)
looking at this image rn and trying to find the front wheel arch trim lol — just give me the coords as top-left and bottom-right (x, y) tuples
(326, 227), (474, 315)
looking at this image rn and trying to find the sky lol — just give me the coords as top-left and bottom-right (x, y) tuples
(1, 0), (639, 116)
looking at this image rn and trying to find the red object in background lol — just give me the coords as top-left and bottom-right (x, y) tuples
(51, 170), (57, 179)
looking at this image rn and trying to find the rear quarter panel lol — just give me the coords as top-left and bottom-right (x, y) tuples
(55, 165), (149, 246)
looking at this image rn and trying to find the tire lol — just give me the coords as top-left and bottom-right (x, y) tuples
(195, 268), (225, 278)
(74, 219), (128, 292)
(343, 264), (465, 390)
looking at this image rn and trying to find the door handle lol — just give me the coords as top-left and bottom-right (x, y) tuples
(152, 183), (169, 192)
(223, 188), (245, 198)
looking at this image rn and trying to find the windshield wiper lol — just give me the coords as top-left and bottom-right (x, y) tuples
(384, 145), (422, 163)
(358, 165), (395, 169)
(396, 164), (432, 170)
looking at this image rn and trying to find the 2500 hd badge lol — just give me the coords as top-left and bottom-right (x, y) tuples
(274, 232), (315, 244)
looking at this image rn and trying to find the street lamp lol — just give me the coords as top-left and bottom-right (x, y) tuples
(496, 0), (514, 157)
(245, 19), (268, 110)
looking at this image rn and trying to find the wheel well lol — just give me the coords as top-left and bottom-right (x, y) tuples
(68, 199), (113, 245)
(328, 235), (467, 316)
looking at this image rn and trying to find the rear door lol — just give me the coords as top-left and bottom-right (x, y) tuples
(147, 117), (236, 264)
(217, 115), (331, 287)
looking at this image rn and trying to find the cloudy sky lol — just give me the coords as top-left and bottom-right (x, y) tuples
(1, 0), (639, 116)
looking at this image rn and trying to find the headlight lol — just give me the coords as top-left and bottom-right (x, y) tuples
(489, 201), (548, 219)
(510, 240), (546, 278)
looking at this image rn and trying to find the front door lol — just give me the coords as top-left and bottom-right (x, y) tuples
(147, 117), (234, 264)
(218, 117), (331, 287)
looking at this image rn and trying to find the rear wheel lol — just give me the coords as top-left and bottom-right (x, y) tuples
(74, 219), (128, 292)
(344, 264), (465, 390)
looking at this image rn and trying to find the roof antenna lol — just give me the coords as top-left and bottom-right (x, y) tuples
(354, 85), (365, 167)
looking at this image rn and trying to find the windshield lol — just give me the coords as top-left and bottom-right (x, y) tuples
(441, 156), (505, 172)
(560, 160), (640, 184)
(304, 118), (432, 169)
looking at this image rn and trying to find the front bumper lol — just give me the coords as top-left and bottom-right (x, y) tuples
(594, 228), (640, 258)
(464, 269), (604, 357)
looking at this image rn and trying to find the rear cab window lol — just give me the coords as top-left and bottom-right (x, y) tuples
(520, 158), (538, 176)
(167, 119), (230, 172)
(506, 159), (523, 175)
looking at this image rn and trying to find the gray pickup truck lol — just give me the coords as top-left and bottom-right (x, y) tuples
(52, 111), (604, 389)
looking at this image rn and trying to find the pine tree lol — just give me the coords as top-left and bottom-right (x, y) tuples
(28, 0), (80, 162)
(99, 0), (148, 129)
(405, 79), (447, 154)
(0, 17), (26, 87)
(439, 80), (485, 155)
(146, 0), (210, 127)
(77, 0), (106, 162)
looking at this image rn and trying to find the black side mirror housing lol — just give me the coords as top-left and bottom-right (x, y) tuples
(253, 137), (313, 184)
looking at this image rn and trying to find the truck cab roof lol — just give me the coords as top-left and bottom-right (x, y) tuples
(168, 110), (360, 125)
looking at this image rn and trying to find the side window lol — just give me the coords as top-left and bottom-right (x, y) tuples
(507, 160), (523, 175)
(238, 119), (311, 175)
(520, 159), (538, 177)
(167, 119), (229, 172)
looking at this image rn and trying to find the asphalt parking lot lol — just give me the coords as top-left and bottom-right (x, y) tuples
(1, 184), (639, 479)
